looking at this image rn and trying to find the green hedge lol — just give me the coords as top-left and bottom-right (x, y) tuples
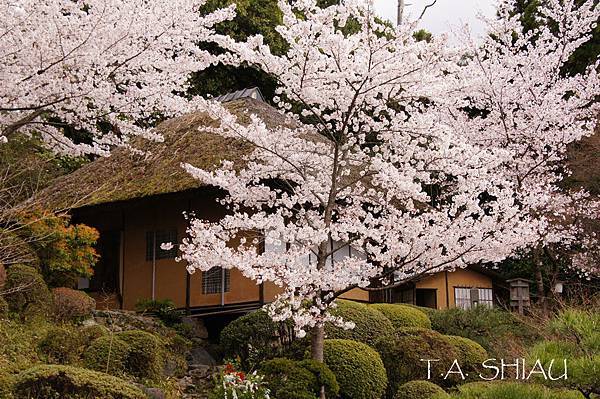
(38, 326), (82, 365)
(260, 358), (339, 399)
(326, 300), (394, 347)
(370, 303), (432, 330)
(376, 328), (460, 395)
(116, 330), (164, 380)
(4, 265), (51, 320)
(13, 364), (146, 399)
(394, 380), (448, 399)
(83, 335), (131, 376)
(324, 339), (387, 399)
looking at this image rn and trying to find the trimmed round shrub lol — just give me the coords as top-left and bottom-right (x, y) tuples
(394, 380), (448, 399)
(80, 324), (110, 346)
(444, 335), (487, 376)
(38, 326), (83, 365)
(220, 309), (280, 369)
(323, 339), (387, 399)
(370, 303), (432, 330)
(326, 300), (394, 347)
(84, 335), (131, 376)
(375, 328), (460, 395)
(260, 358), (339, 399)
(4, 264), (51, 319)
(13, 364), (146, 399)
(116, 330), (164, 380)
(52, 287), (95, 321)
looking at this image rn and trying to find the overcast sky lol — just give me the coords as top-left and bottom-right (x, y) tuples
(373, 0), (497, 39)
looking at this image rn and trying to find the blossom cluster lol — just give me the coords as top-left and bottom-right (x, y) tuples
(0, 0), (235, 155)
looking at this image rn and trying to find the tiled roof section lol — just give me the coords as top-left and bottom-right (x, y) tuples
(213, 87), (265, 103)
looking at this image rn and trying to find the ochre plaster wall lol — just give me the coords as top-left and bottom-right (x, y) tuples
(415, 268), (493, 309)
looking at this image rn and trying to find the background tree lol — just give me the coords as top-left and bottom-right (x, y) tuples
(178, 0), (598, 372)
(0, 0), (235, 155)
(491, 0), (600, 305)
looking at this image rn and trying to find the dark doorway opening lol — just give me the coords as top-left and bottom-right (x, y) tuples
(415, 288), (437, 308)
(89, 230), (121, 295)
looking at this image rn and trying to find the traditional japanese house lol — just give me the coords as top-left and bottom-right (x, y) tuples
(41, 90), (504, 315)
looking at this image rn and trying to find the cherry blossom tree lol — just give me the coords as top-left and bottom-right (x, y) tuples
(178, 0), (598, 366)
(447, 0), (600, 303)
(0, 0), (236, 155)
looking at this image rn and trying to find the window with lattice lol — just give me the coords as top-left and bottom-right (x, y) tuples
(202, 267), (231, 294)
(454, 287), (493, 309)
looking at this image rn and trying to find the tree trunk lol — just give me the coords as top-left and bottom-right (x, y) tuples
(311, 325), (326, 399)
(311, 324), (325, 361)
(533, 249), (547, 315)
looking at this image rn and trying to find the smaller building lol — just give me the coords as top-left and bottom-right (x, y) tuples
(373, 265), (506, 310)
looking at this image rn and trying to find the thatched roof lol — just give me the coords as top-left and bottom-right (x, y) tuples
(41, 98), (290, 210)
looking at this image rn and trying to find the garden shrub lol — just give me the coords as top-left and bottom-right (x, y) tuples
(80, 324), (110, 346)
(525, 309), (600, 398)
(375, 328), (460, 395)
(326, 300), (394, 347)
(168, 334), (192, 356)
(135, 298), (183, 326)
(0, 318), (53, 375)
(116, 330), (164, 380)
(260, 358), (339, 399)
(4, 264), (52, 319)
(323, 339), (387, 399)
(52, 287), (95, 321)
(83, 335), (131, 376)
(528, 340), (599, 397)
(0, 296), (8, 319)
(452, 382), (584, 399)
(13, 364), (146, 399)
(163, 335), (190, 377)
(443, 335), (487, 377)
(19, 212), (99, 288)
(370, 303), (432, 329)
(394, 380), (448, 399)
(38, 326), (83, 365)
(429, 306), (537, 357)
(220, 309), (280, 370)
(548, 309), (600, 352)
(0, 372), (14, 399)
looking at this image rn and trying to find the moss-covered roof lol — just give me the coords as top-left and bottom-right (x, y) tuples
(41, 98), (290, 210)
